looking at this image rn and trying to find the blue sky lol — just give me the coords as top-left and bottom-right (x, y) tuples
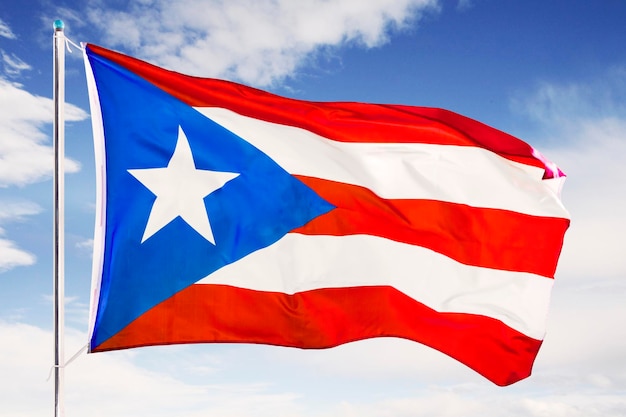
(1, 0), (626, 415)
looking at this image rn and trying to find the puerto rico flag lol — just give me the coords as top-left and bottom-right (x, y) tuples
(83, 44), (569, 386)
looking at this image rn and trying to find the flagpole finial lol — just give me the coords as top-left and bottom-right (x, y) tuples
(53, 19), (64, 31)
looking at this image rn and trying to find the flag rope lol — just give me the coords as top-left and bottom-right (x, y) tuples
(46, 344), (88, 382)
(64, 36), (83, 53)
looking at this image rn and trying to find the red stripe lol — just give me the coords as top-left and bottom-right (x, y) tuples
(293, 176), (569, 278)
(93, 284), (542, 386)
(86, 44), (560, 178)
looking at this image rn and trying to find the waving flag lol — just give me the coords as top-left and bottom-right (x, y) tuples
(83, 44), (569, 386)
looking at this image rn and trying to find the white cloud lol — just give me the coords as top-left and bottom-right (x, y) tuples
(548, 118), (626, 281)
(0, 322), (306, 417)
(327, 388), (626, 417)
(0, 230), (36, 271)
(0, 201), (42, 271)
(0, 319), (625, 417)
(0, 200), (41, 222)
(512, 66), (626, 131)
(0, 18), (16, 39)
(86, 0), (438, 86)
(48, 7), (89, 30)
(41, 294), (90, 326)
(456, 0), (473, 11)
(0, 77), (87, 187)
(262, 338), (479, 384)
(0, 19), (78, 272)
(498, 71), (626, 416)
(1, 51), (32, 77)
(75, 238), (93, 251)
(512, 67), (626, 282)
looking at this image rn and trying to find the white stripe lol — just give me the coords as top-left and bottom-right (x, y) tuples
(196, 107), (568, 218)
(83, 49), (106, 346)
(197, 234), (552, 340)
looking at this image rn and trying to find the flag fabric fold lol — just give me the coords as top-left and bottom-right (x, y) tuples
(83, 43), (569, 386)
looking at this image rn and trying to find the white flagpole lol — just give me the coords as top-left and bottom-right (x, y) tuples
(52, 19), (66, 417)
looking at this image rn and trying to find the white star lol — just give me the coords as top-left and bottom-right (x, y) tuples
(128, 126), (239, 244)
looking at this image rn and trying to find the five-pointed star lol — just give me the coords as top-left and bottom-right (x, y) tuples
(128, 126), (239, 244)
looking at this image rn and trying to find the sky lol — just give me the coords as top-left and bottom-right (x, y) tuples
(1, 0), (625, 415)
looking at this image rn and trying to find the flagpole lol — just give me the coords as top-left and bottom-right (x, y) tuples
(52, 19), (66, 417)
